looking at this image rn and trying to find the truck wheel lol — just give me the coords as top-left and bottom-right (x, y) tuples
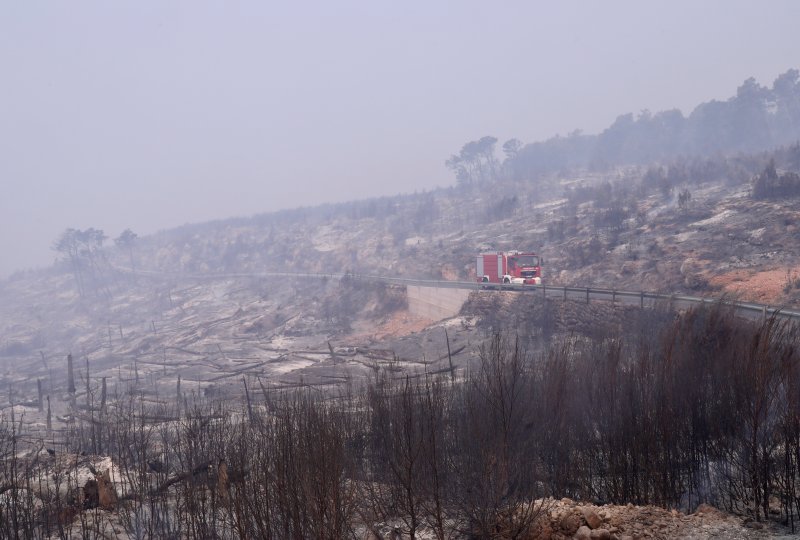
(503, 277), (510, 284)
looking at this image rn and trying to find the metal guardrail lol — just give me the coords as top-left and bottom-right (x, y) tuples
(381, 277), (800, 321)
(120, 267), (800, 321)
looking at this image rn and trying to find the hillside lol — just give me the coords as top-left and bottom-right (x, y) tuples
(501, 70), (800, 179)
(2, 146), (800, 538)
(3, 146), (800, 399)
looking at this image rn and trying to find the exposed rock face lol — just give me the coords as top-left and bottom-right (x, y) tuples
(81, 468), (117, 511)
(217, 459), (229, 502)
(82, 479), (99, 509)
(680, 257), (707, 289)
(96, 469), (117, 509)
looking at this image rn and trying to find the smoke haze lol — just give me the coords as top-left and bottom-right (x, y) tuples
(1, 1), (798, 276)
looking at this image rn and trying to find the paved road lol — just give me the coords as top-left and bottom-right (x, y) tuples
(120, 267), (800, 322)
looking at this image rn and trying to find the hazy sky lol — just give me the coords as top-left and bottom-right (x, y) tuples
(1, 1), (799, 277)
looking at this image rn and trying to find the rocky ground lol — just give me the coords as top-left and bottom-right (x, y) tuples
(3, 165), (800, 538)
(15, 449), (797, 540)
(528, 498), (795, 540)
(543, 182), (800, 306)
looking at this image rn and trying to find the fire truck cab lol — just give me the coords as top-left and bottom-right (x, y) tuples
(477, 251), (542, 286)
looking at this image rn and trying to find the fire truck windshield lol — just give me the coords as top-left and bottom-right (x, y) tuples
(515, 255), (539, 267)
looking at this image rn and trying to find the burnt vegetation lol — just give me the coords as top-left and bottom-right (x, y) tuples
(3, 304), (800, 537)
(4, 71), (800, 539)
(501, 70), (800, 179)
(752, 158), (800, 200)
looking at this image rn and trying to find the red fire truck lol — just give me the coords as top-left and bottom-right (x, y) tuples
(476, 251), (542, 285)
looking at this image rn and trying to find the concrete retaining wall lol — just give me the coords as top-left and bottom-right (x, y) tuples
(406, 285), (470, 321)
